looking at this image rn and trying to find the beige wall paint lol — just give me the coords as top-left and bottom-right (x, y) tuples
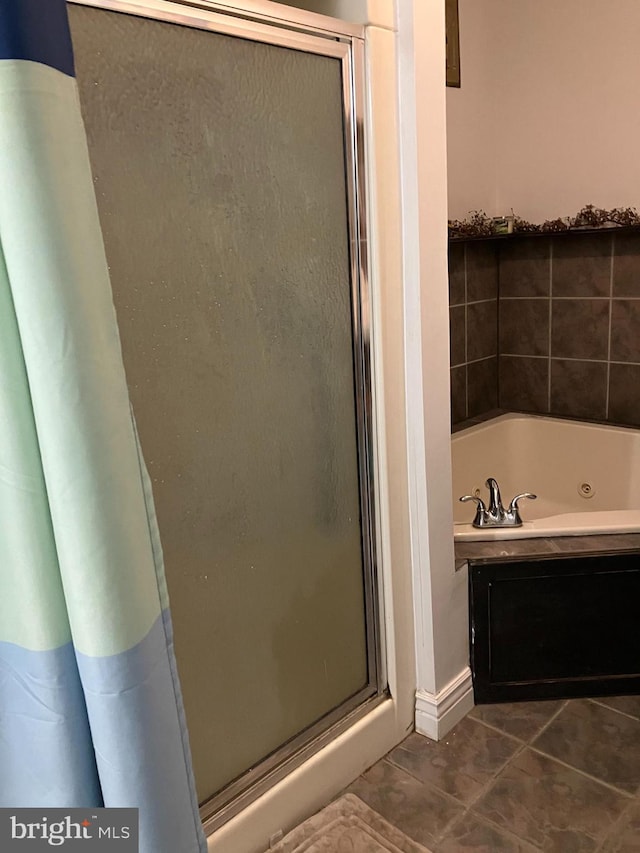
(448, 0), (640, 222)
(446, 0), (500, 219)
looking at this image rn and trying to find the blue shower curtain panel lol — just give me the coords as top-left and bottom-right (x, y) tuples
(0, 1), (206, 850)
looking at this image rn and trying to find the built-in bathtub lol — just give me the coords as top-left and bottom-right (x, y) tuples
(452, 414), (640, 541)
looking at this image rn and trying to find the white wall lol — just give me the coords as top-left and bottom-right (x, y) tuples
(397, 0), (472, 738)
(448, 0), (640, 222)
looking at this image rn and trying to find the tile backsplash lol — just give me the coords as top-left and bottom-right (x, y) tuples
(449, 231), (640, 428)
(449, 241), (498, 422)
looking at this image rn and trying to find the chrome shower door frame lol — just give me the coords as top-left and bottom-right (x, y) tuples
(70, 0), (382, 831)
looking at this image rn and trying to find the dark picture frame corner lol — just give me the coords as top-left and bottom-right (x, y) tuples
(446, 0), (461, 88)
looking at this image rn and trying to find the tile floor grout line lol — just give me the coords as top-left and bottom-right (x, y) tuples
(430, 806), (470, 846)
(464, 721), (633, 853)
(466, 702), (571, 753)
(588, 696), (640, 723)
(451, 709), (573, 841)
(523, 699), (569, 743)
(463, 740), (529, 811)
(527, 743), (635, 798)
(383, 755), (469, 813)
(466, 714), (531, 746)
(439, 803), (545, 852)
(380, 756), (468, 811)
(387, 726), (530, 846)
(350, 760), (466, 850)
(592, 794), (639, 853)
(464, 712), (556, 744)
(452, 727), (546, 848)
(464, 804), (545, 851)
(468, 699), (637, 815)
(432, 728), (531, 832)
(373, 694), (640, 852)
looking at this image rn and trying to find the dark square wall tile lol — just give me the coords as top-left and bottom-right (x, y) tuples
(613, 232), (640, 297)
(499, 355), (548, 413)
(449, 305), (466, 366)
(500, 298), (549, 356)
(552, 233), (612, 296)
(551, 299), (609, 360)
(468, 357), (498, 418)
(448, 242), (466, 306)
(466, 242), (498, 302)
(467, 300), (498, 361)
(499, 237), (551, 297)
(450, 366), (467, 424)
(608, 363), (640, 426)
(610, 300), (640, 363)
(550, 359), (607, 421)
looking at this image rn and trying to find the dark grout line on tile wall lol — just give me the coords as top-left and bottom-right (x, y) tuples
(467, 355), (497, 365)
(499, 295), (640, 300)
(449, 231), (640, 428)
(606, 249), (615, 419)
(463, 243), (468, 418)
(501, 354), (640, 367)
(547, 243), (553, 410)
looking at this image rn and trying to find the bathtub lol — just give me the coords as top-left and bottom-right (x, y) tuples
(452, 414), (640, 541)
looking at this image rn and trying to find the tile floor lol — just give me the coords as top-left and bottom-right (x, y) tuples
(345, 695), (640, 852)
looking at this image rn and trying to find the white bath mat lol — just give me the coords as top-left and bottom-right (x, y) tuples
(268, 793), (432, 853)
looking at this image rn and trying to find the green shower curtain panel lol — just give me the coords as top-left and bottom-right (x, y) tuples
(0, 1), (206, 850)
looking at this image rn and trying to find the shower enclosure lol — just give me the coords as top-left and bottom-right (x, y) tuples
(69, 0), (382, 830)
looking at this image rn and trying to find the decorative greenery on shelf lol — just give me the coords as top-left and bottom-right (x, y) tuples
(448, 205), (640, 239)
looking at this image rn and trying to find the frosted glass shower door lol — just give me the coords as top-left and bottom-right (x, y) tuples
(69, 0), (379, 817)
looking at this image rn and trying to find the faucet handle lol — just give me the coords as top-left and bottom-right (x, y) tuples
(459, 494), (486, 507)
(508, 492), (537, 524)
(508, 492), (537, 511)
(459, 494), (488, 528)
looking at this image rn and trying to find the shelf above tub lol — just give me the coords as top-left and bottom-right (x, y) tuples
(449, 224), (640, 243)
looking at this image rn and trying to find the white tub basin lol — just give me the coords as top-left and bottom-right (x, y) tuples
(452, 414), (640, 541)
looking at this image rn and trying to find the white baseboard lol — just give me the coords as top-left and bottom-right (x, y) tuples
(414, 667), (474, 741)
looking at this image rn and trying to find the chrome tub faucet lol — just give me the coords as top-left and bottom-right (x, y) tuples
(460, 477), (537, 528)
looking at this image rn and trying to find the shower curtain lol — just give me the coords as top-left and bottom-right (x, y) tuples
(0, 1), (206, 850)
